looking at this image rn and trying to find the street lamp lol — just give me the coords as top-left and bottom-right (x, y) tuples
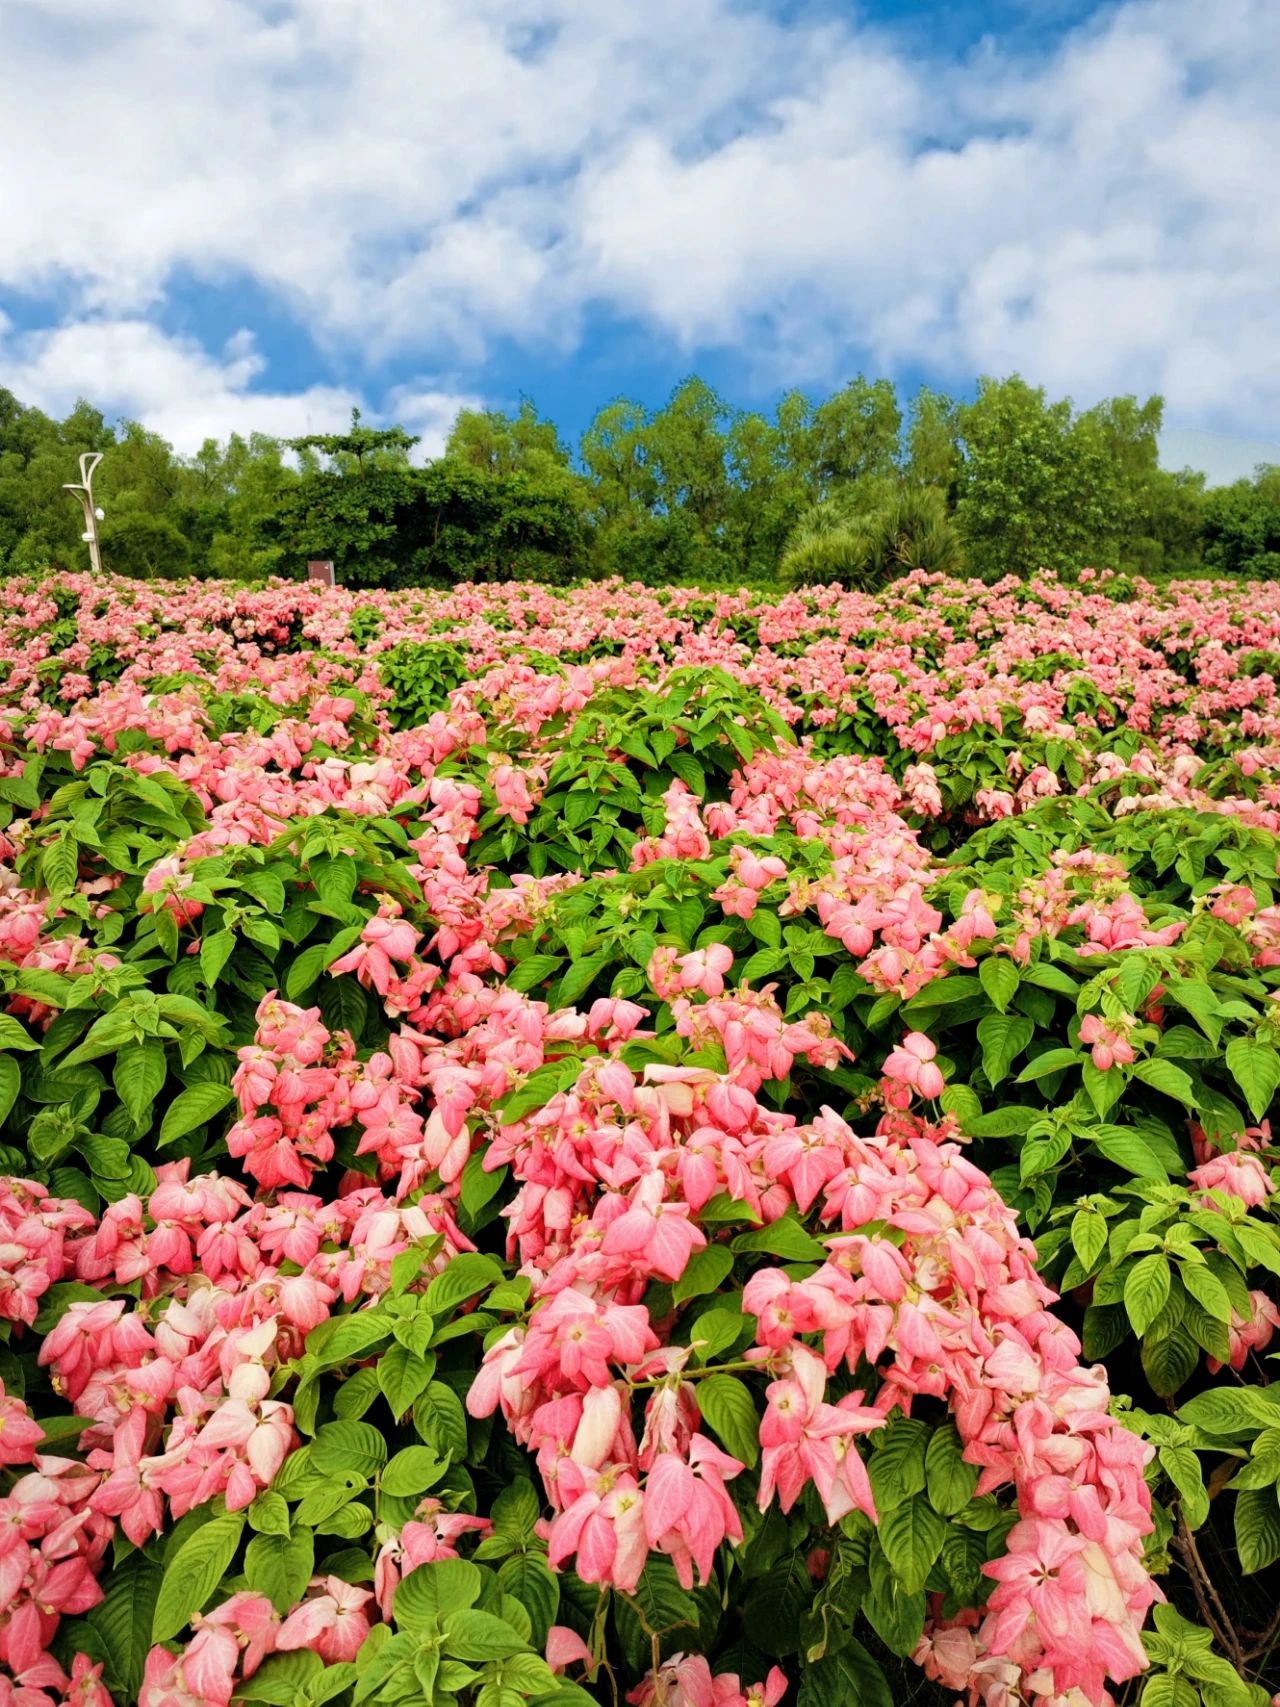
(64, 453), (105, 575)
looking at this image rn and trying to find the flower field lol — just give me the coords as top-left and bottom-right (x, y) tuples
(4, 568), (1280, 1707)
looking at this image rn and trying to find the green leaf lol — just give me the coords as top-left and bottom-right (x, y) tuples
(0, 1014), (40, 1052)
(42, 834), (79, 900)
(1015, 1046), (1082, 1082)
(1070, 1209), (1108, 1273)
(236, 1652), (326, 1704)
(113, 1041), (167, 1129)
(244, 1529), (315, 1614)
(798, 1640), (892, 1707)
(442, 1608), (527, 1661)
(151, 1508), (246, 1640)
(506, 954), (563, 993)
(1132, 1058), (1198, 1108)
(862, 1544), (925, 1656)
(550, 948), (615, 1009)
(738, 1556), (808, 1660)
(306, 1311), (392, 1368)
(414, 1381), (469, 1460)
(424, 1252), (505, 1316)
(200, 929), (236, 987)
(1158, 1445), (1209, 1529)
(381, 1445), (448, 1498)
(688, 1306), (749, 1363)
(1140, 1677), (1199, 1707)
(1179, 1387), (1280, 1435)
(878, 1495), (946, 1593)
(0, 1056), (21, 1127)
(1083, 1059), (1125, 1118)
(89, 1550), (162, 1700)
(1237, 1486), (1280, 1574)
(158, 1080), (234, 1147)
(925, 1425), (979, 1517)
(312, 1420), (388, 1478)
(1124, 1253), (1172, 1336)
(240, 869), (286, 913)
(732, 1212), (825, 1261)
(868, 1416), (928, 1511)
(284, 942), (331, 1000)
(979, 957), (1020, 1013)
(976, 1013), (1034, 1087)
(1226, 1036), (1280, 1123)
(496, 1555), (559, 1649)
(377, 1345), (435, 1420)
(1090, 1125), (1169, 1180)
(395, 1558), (482, 1633)
(248, 1491), (291, 1536)
(1180, 1262), (1232, 1323)
(672, 1243), (734, 1304)
(696, 1374), (760, 1467)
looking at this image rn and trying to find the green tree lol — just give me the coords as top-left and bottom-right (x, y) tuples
(288, 410), (418, 475)
(447, 400), (570, 478)
(955, 376), (1165, 579)
(781, 484), (961, 590)
(1202, 467), (1280, 578)
(905, 387), (961, 499)
(98, 511), (192, 579)
(803, 377), (902, 499)
(724, 409), (806, 582)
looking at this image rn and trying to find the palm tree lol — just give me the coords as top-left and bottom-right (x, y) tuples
(780, 483), (962, 589)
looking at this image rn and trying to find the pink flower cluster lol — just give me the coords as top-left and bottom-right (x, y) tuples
(0, 1377), (111, 1706)
(457, 974), (1158, 1707)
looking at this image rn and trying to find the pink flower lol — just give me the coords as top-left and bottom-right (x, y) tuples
(276, 1577), (373, 1663)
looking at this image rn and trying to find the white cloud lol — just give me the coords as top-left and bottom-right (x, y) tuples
(0, 0), (1278, 440)
(388, 385), (487, 461)
(0, 316), (478, 455)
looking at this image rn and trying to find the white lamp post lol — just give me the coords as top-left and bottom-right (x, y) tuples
(64, 453), (105, 575)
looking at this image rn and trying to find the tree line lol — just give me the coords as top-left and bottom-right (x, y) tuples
(1, 376), (1277, 589)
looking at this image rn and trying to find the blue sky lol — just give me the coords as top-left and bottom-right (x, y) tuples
(1, 0), (1277, 482)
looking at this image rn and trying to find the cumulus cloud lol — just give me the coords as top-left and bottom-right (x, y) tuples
(0, 317), (478, 454)
(1, 0), (1277, 440)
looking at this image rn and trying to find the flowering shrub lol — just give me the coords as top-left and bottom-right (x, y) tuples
(1, 569), (1280, 1707)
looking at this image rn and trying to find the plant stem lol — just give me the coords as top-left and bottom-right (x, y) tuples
(1175, 1511), (1245, 1672)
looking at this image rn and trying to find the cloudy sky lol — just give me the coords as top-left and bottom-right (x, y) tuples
(1, 0), (1277, 479)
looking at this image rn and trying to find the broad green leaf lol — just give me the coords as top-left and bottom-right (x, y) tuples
(89, 1550), (162, 1700)
(424, 1252), (505, 1316)
(1124, 1253), (1171, 1336)
(442, 1608), (527, 1661)
(672, 1243), (734, 1304)
(113, 1041), (167, 1129)
(158, 1080), (234, 1147)
(312, 1420), (388, 1478)
(1237, 1486), (1280, 1574)
(1070, 1208), (1108, 1274)
(381, 1445), (448, 1497)
(978, 956), (1020, 1013)
(377, 1345), (435, 1419)
(976, 1013), (1034, 1087)
(1226, 1036), (1280, 1123)
(925, 1424), (979, 1517)
(151, 1508), (246, 1640)
(878, 1495), (946, 1592)
(798, 1640), (892, 1707)
(395, 1558), (482, 1633)
(696, 1373), (760, 1467)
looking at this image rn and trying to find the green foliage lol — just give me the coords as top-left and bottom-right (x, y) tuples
(781, 484), (962, 590)
(1203, 467), (1280, 579)
(0, 371), (1260, 588)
